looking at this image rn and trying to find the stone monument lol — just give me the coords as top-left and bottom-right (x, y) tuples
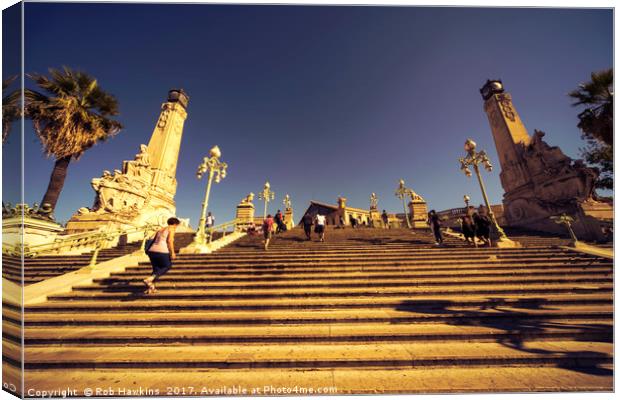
(480, 80), (612, 241)
(369, 193), (381, 227)
(283, 194), (294, 230)
(235, 193), (256, 227)
(65, 89), (190, 234)
(407, 190), (428, 228)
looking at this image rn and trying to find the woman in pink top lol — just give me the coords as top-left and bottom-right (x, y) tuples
(262, 214), (274, 250)
(143, 217), (180, 294)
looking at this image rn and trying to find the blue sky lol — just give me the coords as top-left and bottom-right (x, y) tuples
(2, 3), (613, 226)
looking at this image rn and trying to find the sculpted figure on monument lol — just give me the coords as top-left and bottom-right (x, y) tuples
(519, 130), (598, 203)
(408, 190), (424, 202)
(111, 169), (132, 188)
(241, 193), (255, 204)
(123, 144), (153, 179)
(91, 170), (112, 193)
(370, 193), (378, 210)
(134, 144), (150, 166)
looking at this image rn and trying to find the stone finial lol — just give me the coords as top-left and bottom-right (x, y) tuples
(480, 79), (504, 100)
(167, 89), (189, 109)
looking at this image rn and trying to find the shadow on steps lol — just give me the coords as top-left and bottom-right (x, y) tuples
(394, 298), (612, 376)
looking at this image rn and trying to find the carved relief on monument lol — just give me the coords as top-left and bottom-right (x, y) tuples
(518, 130), (598, 204)
(497, 94), (516, 122)
(84, 144), (154, 216)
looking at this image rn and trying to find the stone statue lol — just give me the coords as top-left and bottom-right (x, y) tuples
(408, 190), (423, 202)
(241, 193), (255, 204)
(283, 194), (292, 211)
(370, 193), (378, 210)
(134, 144), (150, 166)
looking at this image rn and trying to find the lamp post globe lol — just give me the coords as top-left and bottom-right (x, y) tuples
(209, 145), (221, 159)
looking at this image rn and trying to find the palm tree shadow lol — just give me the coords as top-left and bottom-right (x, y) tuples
(395, 298), (612, 376)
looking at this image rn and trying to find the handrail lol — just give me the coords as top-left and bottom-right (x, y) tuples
(206, 219), (238, 244)
(22, 229), (107, 253)
(16, 223), (159, 259)
(87, 223), (159, 267)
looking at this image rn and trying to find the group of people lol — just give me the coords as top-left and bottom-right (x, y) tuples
(249, 210), (289, 250)
(302, 212), (326, 241)
(426, 209), (492, 247)
(460, 212), (492, 247)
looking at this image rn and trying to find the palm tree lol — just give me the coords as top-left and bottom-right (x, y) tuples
(569, 68), (613, 146)
(25, 67), (122, 213)
(2, 75), (21, 143)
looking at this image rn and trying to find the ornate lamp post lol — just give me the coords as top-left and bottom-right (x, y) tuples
(459, 139), (516, 246)
(370, 193), (378, 210)
(192, 146), (227, 247)
(395, 179), (413, 229)
(258, 181), (275, 218)
(283, 194), (292, 210)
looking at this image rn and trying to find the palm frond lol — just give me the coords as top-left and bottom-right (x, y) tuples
(25, 67), (123, 159)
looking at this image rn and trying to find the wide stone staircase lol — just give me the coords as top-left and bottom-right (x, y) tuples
(2, 227), (612, 395)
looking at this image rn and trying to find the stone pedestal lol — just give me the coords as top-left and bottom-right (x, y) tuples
(480, 80), (612, 242)
(284, 208), (294, 230)
(337, 197), (347, 227)
(2, 215), (64, 250)
(369, 209), (381, 228)
(236, 194), (256, 228)
(407, 192), (428, 229)
(65, 90), (189, 235)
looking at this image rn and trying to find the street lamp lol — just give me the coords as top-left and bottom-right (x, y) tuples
(395, 179), (413, 229)
(283, 194), (292, 210)
(258, 181), (275, 218)
(459, 138), (516, 246)
(370, 193), (378, 210)
(192, 145), (227, 247)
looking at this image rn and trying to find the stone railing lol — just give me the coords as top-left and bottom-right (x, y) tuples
(181, 219), (245, 254)
(9, 224), (159, 261)
(206, 220), (240, 244)
(3, 229), (103, 257)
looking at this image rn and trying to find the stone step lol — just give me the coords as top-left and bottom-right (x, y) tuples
(114, 262), (612, 277)
(19, 293), (613, 313)
(11, 319), (612, 346)
(97, 267), (612, 283)
(165, 253), (596, 263)
(72, 275), (612, 292)
(46, 282), (613, 301)
(14, 305), (612, 326)
(211, 245), (568, 258)
(13, 364), (612, 394)
(125, 259), (609, 272)
(5, 341), (612, 370)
